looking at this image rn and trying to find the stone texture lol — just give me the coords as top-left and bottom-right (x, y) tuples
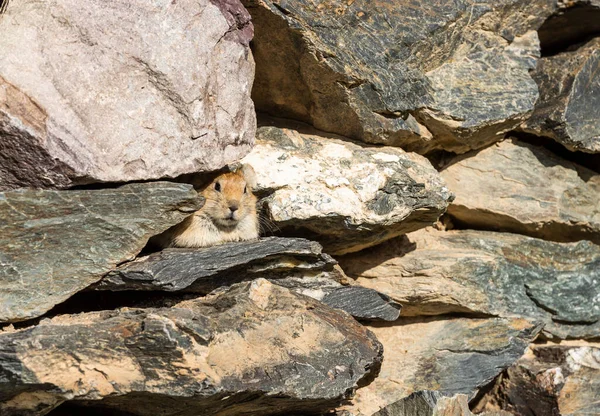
(0, 279), (383, 416)
(474, 342), (600, 416)
(242, 122), (453, 254)
(339, 228), (600, 340)
(340, 317), (540, 416)
(440, 139), (600, 244)
(0, 0), (255, 190)
(245, 0), (552, 154)
(522, 37), (600, 153)
(0, 182), (202, 323)
(96, 237), (401, 321)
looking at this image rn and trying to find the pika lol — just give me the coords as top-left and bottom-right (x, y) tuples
(154, 164), (259, 248)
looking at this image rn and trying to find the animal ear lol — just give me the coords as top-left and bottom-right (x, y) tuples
(240, 164), (257, 189)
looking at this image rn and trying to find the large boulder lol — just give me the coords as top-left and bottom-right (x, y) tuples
(245, 0), (551, 154)
(242, 122), (453, 254)
(522, 37), (600, 153)
(0, 182), (202, 323)
(339, 228), (600, 340)
(0, 0), (255, 190)
(339, 317), (540, 416)
(440, 139), (600, 244)
(0, 280), (383, 416)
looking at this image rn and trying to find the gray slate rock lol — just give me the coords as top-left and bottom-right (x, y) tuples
(0, 0), (255, 190)
(441, 139), (600, 244)
(245, 0), (551, 154)
(97, 237), (401, 321)
(0, 279), (383, 416)
(0, 182), (202, 323)
(523, 38), (600, 153)
(340, 228), (600, 339)
(242, 122), (453, 254)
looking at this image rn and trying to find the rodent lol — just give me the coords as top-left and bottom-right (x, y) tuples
(154, 164), (259, 248)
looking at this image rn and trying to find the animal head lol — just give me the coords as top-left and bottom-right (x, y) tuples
(199, 164), (257, 229)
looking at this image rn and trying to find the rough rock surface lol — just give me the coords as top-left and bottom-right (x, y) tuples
(0, 182), (202, 323)
(340, 317), (540, 416)
(96, 237), (401, 321)
(440, 139), (600, 244)
(339, 228), (600, 339)
(242, 122), (453, 254)
(0, 280), (383, 416)
(245, 0), (550, 154)
(0, 0), (255, 190)
(522, 37), (600, 153)
(474, 342), (600, 416)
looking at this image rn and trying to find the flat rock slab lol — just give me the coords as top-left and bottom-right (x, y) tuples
(0, 0), (255, 190)
(340, 317), (540, 416)
(441, 139), (600, 244)
(242, 123), (453, 254)
(475, 342), (600, 416)
(0, 279), (383, 416)
(245, 0), (550, 154)
(0, 182), (202, 323)
(97, 237), (401, 321)
(523, 37), (600, 153)
(339, 228), (600, 339)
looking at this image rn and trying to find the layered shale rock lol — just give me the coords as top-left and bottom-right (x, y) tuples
(0, 183), (202, 323)
(474, 342), (600, 416)
(0, 280), (383, 416)
(245, 0), (549, 154)
(242, 122), (453, 254)
(95, 237), (402, 321)
(440, 139), (600, 244)
(0, 0), (255, 190)
(523, 37), (600, 153)
(339, 228), (600, 339)
(340, 317), (540, 416)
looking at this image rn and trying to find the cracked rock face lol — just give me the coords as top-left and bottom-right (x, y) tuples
(523, 37), (600, 154)
(339, 228), (600, 339)
(440, 139), (600, 244)
(242, 122), (453, 254)
(339, 317), (540, 416)
(0, 280), (383, 416)
(475, 342), (600, 416)
(0, 182), (202, 323)
(0, 0), (255, 190)
(245, 0), (550, 154)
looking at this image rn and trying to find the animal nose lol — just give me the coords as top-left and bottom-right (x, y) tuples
(229, 204), (239, 213)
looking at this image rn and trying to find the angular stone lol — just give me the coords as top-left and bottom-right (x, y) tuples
(0, 183), (202, 323)
(339, 228), (600, 339)
(0, 279), (383, 416)
(340, 317), (540, 416)
(245, 0), (551, 154)
(242, 122), (453, 254)
(440, 139), (600, 244)
(474, 342), (600, 416)
(96, 237), (401, 321)
(0, 0), (255, 190)
(523, 38), (600, 153)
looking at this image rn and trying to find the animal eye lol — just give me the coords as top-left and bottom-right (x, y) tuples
(243, 186), (247, 194)
(214, 182), (221, 192)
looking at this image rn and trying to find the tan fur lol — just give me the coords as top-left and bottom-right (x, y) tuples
(156, 165), (259, 248)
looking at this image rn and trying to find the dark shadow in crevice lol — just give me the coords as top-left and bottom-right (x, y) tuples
(538, 4), (600, 57)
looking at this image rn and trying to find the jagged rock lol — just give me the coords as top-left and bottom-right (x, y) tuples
(0, 183), (202, 323)
(96, 237), (401, 321)
(242, 122), (453, 254)
(474, 342), (600, 416)
(440, 139), (600, 244)
(0, 0), (255, 190)
(339, 228), (600, 340)
(522, 37), (600, 153)
(0, 279), (383, 416)
(339, 317), (540, 416)
(245, 0), (551, 154)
